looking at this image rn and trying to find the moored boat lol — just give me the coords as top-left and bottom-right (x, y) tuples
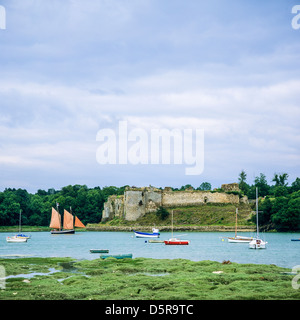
(228, 235), (254, 243)
(249, 238), (267, 249)
(164, 210), (190, 245)
(6, 236), (28, 243)
(291, 239), (300, 241)
(90, 249), (109, 253)
(249, 188), (267, 249)
(227, 208), (253, 243)
(12, 210), (31, 239)
(134, 228), (160, 238)
(164, 238), (190, 245)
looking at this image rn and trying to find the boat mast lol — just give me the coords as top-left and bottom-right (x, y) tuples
(70, 206), (74, 230)
(256, 187), (259, 238)
(235, 208), (238, 238)
(19, 209), (22, 233)
(56, 202), (61, 231)
(171, 210), (174, 239)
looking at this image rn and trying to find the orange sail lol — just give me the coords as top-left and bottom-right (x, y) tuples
(63, 209), (74, 230)
(75, 216), (86, 228)
(50, 208), (61, 230)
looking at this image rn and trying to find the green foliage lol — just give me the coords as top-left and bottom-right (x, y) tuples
(155, 206), (169, 220)
(238, 170), (249, 195)
(0, 185), (127, 227)
(196, 182), (212, 191)
(236, 171), (300, 231)
(272, 173), (289, 187)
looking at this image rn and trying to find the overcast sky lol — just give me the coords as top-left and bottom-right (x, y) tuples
(0, 0), (299, 193)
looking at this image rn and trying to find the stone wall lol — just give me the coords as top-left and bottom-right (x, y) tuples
(124, 187), (162, 221)
(102, 183), (246, 222)
(221, 183), (240, 192)
(102, 195), (124, 222)
(162, 190), (239, 207)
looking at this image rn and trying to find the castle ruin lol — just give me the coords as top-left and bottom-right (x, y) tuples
(102, 183), (248, 222)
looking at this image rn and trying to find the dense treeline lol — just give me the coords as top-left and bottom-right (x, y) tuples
(0, 185), (126, 227)
(238, 171), (300, 231)
(0, 172), (299, 231)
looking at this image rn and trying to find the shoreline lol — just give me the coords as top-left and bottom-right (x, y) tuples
(86, 224), (256, 232)
(0, 224), (270, 232)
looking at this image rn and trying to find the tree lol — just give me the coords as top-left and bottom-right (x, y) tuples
(291, 177), (300, 193)
(238, 170), (249, 195)
(197, 182), (211, 191)
(254, 173), (270, 197)
(272, 173), (289, 187)
(180, 184), (194, 190)
(274, 186), (288, 197)
(272, 196), (300, 231)
(156, 207), (169, 220)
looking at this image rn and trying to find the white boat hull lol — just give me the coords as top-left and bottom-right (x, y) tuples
(134, 228), (160, 238)
(6, 236), (27, 243)
(228, 237), (253, 243)
(134, 232), (160, 238)
(249, 239), (267, 249)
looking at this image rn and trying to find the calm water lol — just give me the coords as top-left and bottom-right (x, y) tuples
(0, 231), (299, 269)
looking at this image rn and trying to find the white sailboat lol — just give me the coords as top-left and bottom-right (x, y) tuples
(6, 210), (30, 243)
(249, 188), (267, 249)
(228, 208), (253, 243)
(6, 236), (27, 243)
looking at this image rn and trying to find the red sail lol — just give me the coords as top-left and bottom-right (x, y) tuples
(74, 216), (85, 228)
(63, 210), (74, 230)
(50, 208), (61, 230)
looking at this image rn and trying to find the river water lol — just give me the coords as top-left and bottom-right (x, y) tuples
(0, 231), (299, 269)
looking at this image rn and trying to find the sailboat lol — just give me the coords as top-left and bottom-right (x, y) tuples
(164, 210), (190, 245)
(6, 210), (30, 242)
(50, 205), (86, 234)
(227, 208), (253, 243)
(15, 209), (31, 239)
(249, 188), (267, 249)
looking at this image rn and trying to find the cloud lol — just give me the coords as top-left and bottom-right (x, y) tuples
(0, 1), (299, 191)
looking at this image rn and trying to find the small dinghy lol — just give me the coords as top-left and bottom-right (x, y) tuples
(90, 249), (109, 253)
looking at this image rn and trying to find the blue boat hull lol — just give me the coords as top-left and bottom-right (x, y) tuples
(134, 230), (160, 238)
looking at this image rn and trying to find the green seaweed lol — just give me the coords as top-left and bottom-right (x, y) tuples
(0, 257), (299, 300)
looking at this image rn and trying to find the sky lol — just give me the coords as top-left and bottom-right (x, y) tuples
(0, 0), (299, 193)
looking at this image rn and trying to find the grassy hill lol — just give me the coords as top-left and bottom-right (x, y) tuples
(87, 203), (256, 231)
